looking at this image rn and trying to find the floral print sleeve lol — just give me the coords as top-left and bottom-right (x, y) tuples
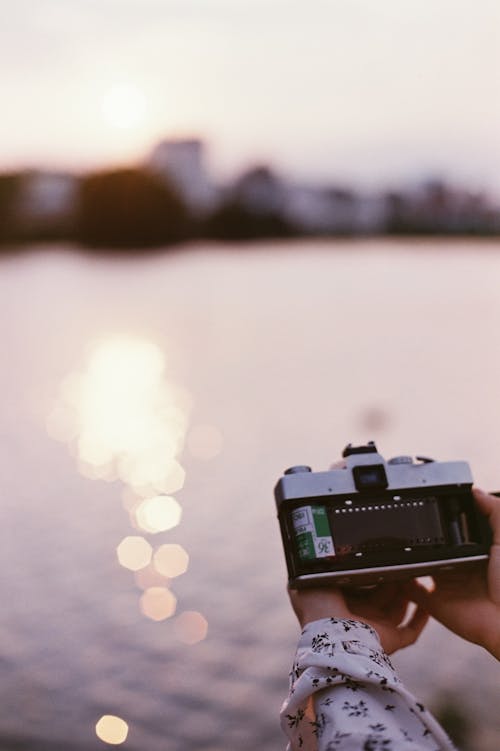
(281, 618), (457, 751)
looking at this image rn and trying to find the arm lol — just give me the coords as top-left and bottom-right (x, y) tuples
(282, 586), (456, 751)
(407, 487), (500, 659)
(281, 616), (457, 751)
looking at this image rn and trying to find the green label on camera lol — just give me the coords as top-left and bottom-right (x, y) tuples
(292, 505), (335, 560)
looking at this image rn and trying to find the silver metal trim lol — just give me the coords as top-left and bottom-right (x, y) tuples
(276, 459), (473, 502)
(293, 555), (488, 586)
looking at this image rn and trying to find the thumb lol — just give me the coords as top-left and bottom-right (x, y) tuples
(473, 488), (500, 544)
(473, 488), (500, 603)
(394, 605), (430, 650)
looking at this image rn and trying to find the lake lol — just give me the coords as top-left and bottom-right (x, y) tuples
(1, 239), (499, 751)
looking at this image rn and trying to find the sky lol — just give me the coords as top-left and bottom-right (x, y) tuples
(1, 0), (499, 192)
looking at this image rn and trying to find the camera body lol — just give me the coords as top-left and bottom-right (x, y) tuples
(275, 442), (492, 588)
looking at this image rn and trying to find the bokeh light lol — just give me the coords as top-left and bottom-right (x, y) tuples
(49, 336), (193, 627)
(122, 487), (140, 512)
(95, 715), (129, 745)
(187, 423), (223, 460)
(134, 563), (170, 590)
(153, 544), (189, 578)
(78, 459), (117, 482)
(173, 611), (208, 645)
(140, 586), (177, 621)
(116, 536), (152, 571)
(134, 495), (182, 534)
(155, 459), (186, 494)
(48, 336), (191, 494)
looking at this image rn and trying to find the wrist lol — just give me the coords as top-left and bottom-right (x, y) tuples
(291, 588), (352, 628)
(299, 600), (352, 627)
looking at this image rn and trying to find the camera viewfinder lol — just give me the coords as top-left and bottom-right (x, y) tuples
(352, 464), (388, 492)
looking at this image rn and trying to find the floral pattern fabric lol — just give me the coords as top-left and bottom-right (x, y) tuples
(281, 618), (457, 751)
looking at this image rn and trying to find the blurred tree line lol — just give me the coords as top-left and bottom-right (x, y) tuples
(79, 169), (188, 248)
(0, 167), (499, 251)
(0, 173), (22, 244)
(0, 167), (294, 250)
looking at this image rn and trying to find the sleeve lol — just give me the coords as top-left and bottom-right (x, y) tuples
(280, 617), (458, 751)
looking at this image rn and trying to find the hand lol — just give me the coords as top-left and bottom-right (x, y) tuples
(288, 581), (429, 655)
(407, 488), (500, 659)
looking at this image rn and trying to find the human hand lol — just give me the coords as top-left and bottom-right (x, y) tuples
(287, 455), (428, 655)
(288, 581), (429, 655)
(407, 488), (500, 659)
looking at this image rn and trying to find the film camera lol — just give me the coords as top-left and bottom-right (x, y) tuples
(275, 442), (492, 588)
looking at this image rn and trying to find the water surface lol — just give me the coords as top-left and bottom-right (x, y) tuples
(1, 239), (499, 750)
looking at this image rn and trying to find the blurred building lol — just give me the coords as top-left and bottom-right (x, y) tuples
(13, 170), (78, 238)
(415, 181), (495, 233)
(231, 166), (286, 215)
(283, 185), (387, 234)
(148, 138), (216, 215)
(205, 166), (292, 240)
(356, 194), (389, 233)
(385, 180), (499, 234)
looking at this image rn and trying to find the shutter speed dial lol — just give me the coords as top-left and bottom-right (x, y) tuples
(284, 466), (312, 475)
(388, 456), (413, 465)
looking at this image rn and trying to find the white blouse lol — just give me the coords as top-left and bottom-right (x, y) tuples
(281, 617), (458, 751)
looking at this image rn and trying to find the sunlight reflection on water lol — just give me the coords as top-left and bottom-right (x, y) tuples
(47, 336), (191, 493)
(95, 714), (129, 745)
(173, 611), (209, 645)
(140, 586), (177, 621)
(154, 543), (189, 578)
(46, 333), (209, 739)
(134, 495), (182, 533)
(116, 535), (152, 571)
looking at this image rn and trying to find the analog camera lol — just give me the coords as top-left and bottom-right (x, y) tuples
(275, 442), (493, 588)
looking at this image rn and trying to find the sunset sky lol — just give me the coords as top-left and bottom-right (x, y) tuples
(2, 0), (499, 192)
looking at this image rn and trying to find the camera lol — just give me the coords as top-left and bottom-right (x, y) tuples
(275, 442), (492, 588)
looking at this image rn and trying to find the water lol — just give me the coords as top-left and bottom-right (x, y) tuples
(1, 239), (499, 750)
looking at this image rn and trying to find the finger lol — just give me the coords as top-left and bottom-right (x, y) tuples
(375, 586), (409, 623)
(473, 488), (500, 603)
(488, 542), (500, 605)
(370, 582), (399, 608)
(383, 581), (410, 610)
(403, 578), (434, 607)
(371, 582), (410, 624)
(473, 487), (500, 544)
(287, 585), (299, 603)
(405, 605), (430, 640)
(287, 585), (302, 620)
(395, 606), (430, 650)
(386, 596), (410, 625)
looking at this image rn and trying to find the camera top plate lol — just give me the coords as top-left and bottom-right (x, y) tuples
(275, 443), (473, 510)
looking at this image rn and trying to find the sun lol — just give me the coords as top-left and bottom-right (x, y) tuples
(100, 83), (148, 130)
